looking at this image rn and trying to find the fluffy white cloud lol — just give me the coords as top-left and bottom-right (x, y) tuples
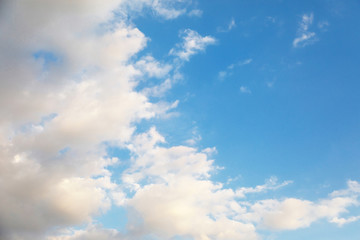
(115, 128), (360, 239)
(239, 180), (360, 230)
(170, 29), (216, 61)
(135, 56), (172, 78)
(0, 0), (192, 239)
(17, 119), (359, 240)
(127, 178), (258, 240)
(120, 128), (259, 240)
(1, 1), (359, 240)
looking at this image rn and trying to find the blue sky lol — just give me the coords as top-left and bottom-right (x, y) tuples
(0, 0), (359, 240)
(133, 0), (360, 192)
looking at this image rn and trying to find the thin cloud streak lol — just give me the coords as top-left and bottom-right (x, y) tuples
(293, 13), (317, 48)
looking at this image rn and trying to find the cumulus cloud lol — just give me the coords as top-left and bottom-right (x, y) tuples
(169, 29), (216, 61)
(239, 180), (360, 230)
(116, 128), (360, 239)
(1, 1), (359, 240)
(135, 55), (172, 78)
(293, 13), (317, 48)
(121, 128), (259, 240)
(0, 0), (192, 239)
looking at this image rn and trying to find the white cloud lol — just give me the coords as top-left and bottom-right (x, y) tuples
(169, 29), (216, 61)
(228, 18), (237, 30)
(239, 180), (360, 230)
(266, 16), (276, 24)
(240, 86), (252, 94)
(118, 129), (360, 239)
(318, 20), (330, 31)
(218, 59), (252, 81)
(330, 216), (360, 226)
(185, 134), (202, 146)
(121, 0), (193, 19)
(0, 0), (190, 239)
(236, 177), (292, 198)
(218, 70), (229, 80)
(266, 81), (275, 88)
(293, 13), (317, 48)
(293, 32), (316, 48)
(185, 127), (202, 146)
(127, 177), (258, 240)
(47, 225), (122, 240)
(1, 1), (359, 240)
(217, 18), (237, 32)
(330, 180), (360, 197)
(239, 59), (253, 65)
(135, 55), (172, 78)
(188, 9), (203, 17)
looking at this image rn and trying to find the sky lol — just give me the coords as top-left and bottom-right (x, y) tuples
(0, 0), (360, 240)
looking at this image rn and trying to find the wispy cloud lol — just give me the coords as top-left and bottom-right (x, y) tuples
(240, 86), (252, 94)
(218, 59), (253, 81)
(318, 20), (330, 31)
(169, 29), (216, 61)
(266, 16), (276, 24)
(228, 18), (237, 30)
(123, 0), (193, 19)
(188, 9), (203, 17)
(217, 17), (237, 32)
(236, 177), (292, 198)
(293, 13), (317, 48)
(266, 81), (276, 88)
